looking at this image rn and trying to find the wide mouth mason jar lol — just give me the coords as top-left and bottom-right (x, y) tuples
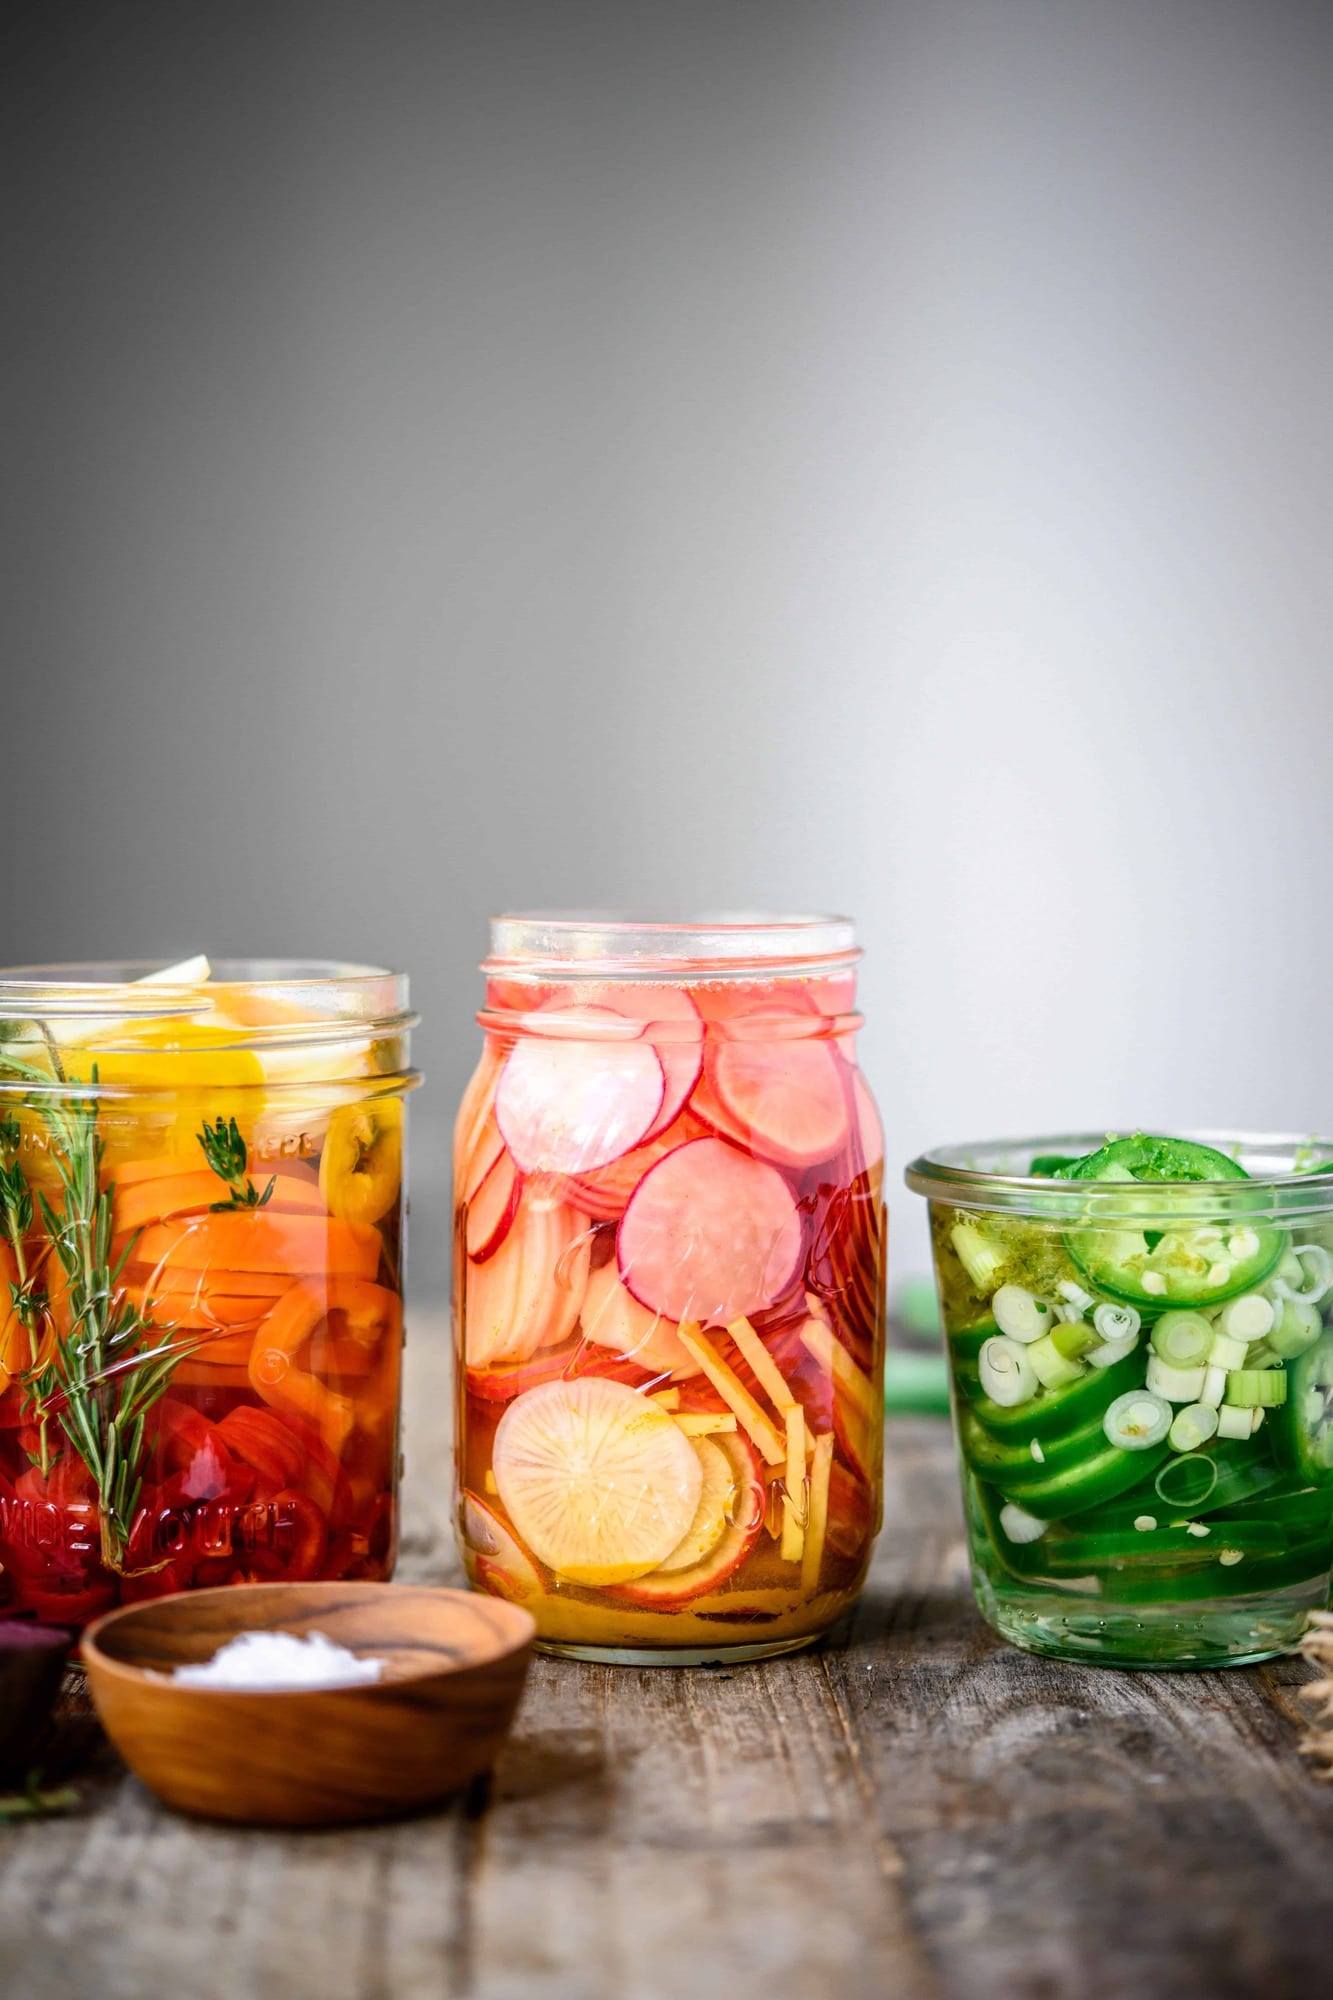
(454, 914), (885, 1663)
(906, 1132), (1333, 1668)
(0, 960), (418, 1627)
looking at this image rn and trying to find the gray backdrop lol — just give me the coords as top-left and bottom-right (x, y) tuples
(5, 0), (1332, 1301)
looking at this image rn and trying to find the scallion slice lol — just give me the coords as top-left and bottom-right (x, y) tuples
(1224, 1369), (1288, 1409)
(1145, 1355), (1208, 1404)
(978, 1335), (1039, 1408)
(998, 1503), (1049, 1544)
(991, 1284), (1053, 1344)
(1167, 1402), (1220, 1453)
(1150, 1312), (1214, 1369)
(1104, 1390), (1173, 1451)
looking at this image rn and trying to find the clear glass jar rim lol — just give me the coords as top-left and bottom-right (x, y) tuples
(905, 1130), (1333, 1224)
(0, 959), (416, 1049)
(485, 912), (859, 979)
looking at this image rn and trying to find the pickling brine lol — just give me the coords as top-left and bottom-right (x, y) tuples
(0, 961), (417, 1626)
(454, 916), (885, 1662)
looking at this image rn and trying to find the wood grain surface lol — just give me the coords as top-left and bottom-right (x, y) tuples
(1, 1315), (1329, 2000)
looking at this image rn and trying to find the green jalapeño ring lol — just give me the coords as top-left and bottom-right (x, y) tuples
(906, 1133), (1333, 1668)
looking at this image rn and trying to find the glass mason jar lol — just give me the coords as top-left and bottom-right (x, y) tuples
(454, 915), (885, 1663)
(0, 960), (418, 1627)
(907, 1133), (1333, 1668)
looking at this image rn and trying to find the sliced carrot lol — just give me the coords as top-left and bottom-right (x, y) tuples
(114, 1153), (322, 1191)
(170, 1360), (252, 1387)
(128, 1287), (289, 1333)
(128, 1212), (382, 1282)
(113, 1169), (327, 1237)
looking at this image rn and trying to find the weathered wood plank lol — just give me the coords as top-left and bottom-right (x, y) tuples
(0, 1322), (1328, 2000)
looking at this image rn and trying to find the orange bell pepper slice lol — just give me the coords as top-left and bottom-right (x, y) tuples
(112, 1168), (326, 1237)
(248, 1277), (401, 1456)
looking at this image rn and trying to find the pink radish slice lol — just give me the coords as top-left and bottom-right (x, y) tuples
(579, 1259), (702, 1379)
(692, 982), (820, 1027)
(583, 985), (703, 1139)
(617, 1136), (804, 1327)
(566, 1110), (710, 1221)
(460, 1492), (544, 1605)
(705, 1035), (850, 1169)
(688, 1071), (753, 1150)
(465, 1148), (522, 1263)
(495, 1010), (665, 1175)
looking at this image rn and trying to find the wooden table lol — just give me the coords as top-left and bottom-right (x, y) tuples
(2, 1320), (1330, 2000)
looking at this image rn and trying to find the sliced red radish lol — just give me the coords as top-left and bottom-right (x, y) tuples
(466, 1334), (657, 1403)
(617, 1136), (804, 1327)
(579, 1259), (702, 1379)
(686, 1070), (752, 1150)
(582, 984), (703, 1138)
(704, 1035), (850, 1169)
(495, 1010), (665, 1175)
(565, 1110), (710, 1221)
(459, 1491), (544, 1605)
(465, 1147), (522, 1263)
(492, 1377), (703, 1585)
(454, 1043), (504, 1185)
(692, 983), (821, 1027)
(804, 1170), (885, 1369)
(608, 1432), (764, 1606)
(463, 1192), (591, 1369)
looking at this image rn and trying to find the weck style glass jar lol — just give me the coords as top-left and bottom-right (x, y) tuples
(907, 1132), (1333, 1668)
(454, 914), (885, 1663)
(0, 960), (418, 1626)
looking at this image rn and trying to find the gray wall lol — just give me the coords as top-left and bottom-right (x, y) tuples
(5, 1), (1333, 1299)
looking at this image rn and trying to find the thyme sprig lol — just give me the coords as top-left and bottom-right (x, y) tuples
(0, 1039), (180, 1568)
(197, 1115), (275, 1211)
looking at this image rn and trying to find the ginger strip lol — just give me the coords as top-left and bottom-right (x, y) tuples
(801, 1431), (834, 1594)
(780, 1401), (807, 1564)
(676, 1325), (785, 1465)
(674, 1412), (738, 1437)
(799, 1305), (877, 1420)
(649, 1387), (681, 1411)
(727, 1316), (797, 1415)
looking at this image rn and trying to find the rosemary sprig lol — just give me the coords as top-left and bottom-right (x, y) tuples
(197, 1115), (275, 1211)
(0, 1040), (179, 1568)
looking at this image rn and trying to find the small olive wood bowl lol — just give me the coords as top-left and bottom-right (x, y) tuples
(82, 1582), (535, 1827)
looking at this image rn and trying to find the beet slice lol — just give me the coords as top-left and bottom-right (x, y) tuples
(495, 1010), (665, 1175)
(617, 1136), (804, 1327)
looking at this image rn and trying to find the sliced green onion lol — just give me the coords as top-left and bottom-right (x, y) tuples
(1057, 1279), (1095, 1314)
(1225, 1370), (1288, 1409)
(1092, 1302), (1140, 1344)
(991, 1284), (1053, 1344)
(1050, 1320), (1097, 1362)
(1154, 1453), (1218, 1508)
(1217, 1403), (1256, 1440)
(998, 1503), (1048, 1544)
(1199, 1363), (1227, 1409)
(1104, 1390), (1173, 1450)
(951, 1222), (1005, 1292)
(1207, 1332), (1249, 1372)
(1088, 1335), (1140, 1369)
(1134, 1514), (1157, 1532)
(1274, 1243), (1332, 1307)
(1168, 1402), (1220, 1453)
(1027, 1333), (1085, 1390)
(1145, 1355), (1207, 1403)
(1216, 1293), (1275, 1344)
(978, 1335), (1038, 1407)
(1186, 1522), (1210, 1538)
(1268, 1297), (1322, 1360)
(1029, 1439), (1045, 1462)
(1150, 1311), (1213, 1368)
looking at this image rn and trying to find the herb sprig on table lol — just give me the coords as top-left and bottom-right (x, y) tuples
(0, 1035), (179, 1567)
(197, 1114), (275, 1211)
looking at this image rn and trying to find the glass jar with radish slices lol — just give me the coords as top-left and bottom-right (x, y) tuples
(907, 1133), (1333, 1668)
(454, 915), (885, 1662)
(0, 960), (417, 1626)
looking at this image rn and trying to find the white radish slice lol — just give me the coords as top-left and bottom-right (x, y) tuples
(465, 1148), (522, 1264)
(583, 985), (704, 1139)
(704, 1037), (850, 1169)
(460, 1492), (544, 1605)
(579, 1259), (702, 1379)
(608, 1431), (765, 1605)
(464, 1192), (591, 1368)
(492, 1377), (704, 1585)
(617, 1137), (804, 1327)
(495, 1011), (665, 1175)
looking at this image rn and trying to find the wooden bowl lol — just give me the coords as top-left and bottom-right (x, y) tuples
(82, 1583), (535, 1826)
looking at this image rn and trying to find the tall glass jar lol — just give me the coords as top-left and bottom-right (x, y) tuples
(0, 960), (418, 1627)
(907, 1133), (1333, 1668)
(454, 915), (885, 1663)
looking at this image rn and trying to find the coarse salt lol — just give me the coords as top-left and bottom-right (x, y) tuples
(170, 1629), (386, 1691)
